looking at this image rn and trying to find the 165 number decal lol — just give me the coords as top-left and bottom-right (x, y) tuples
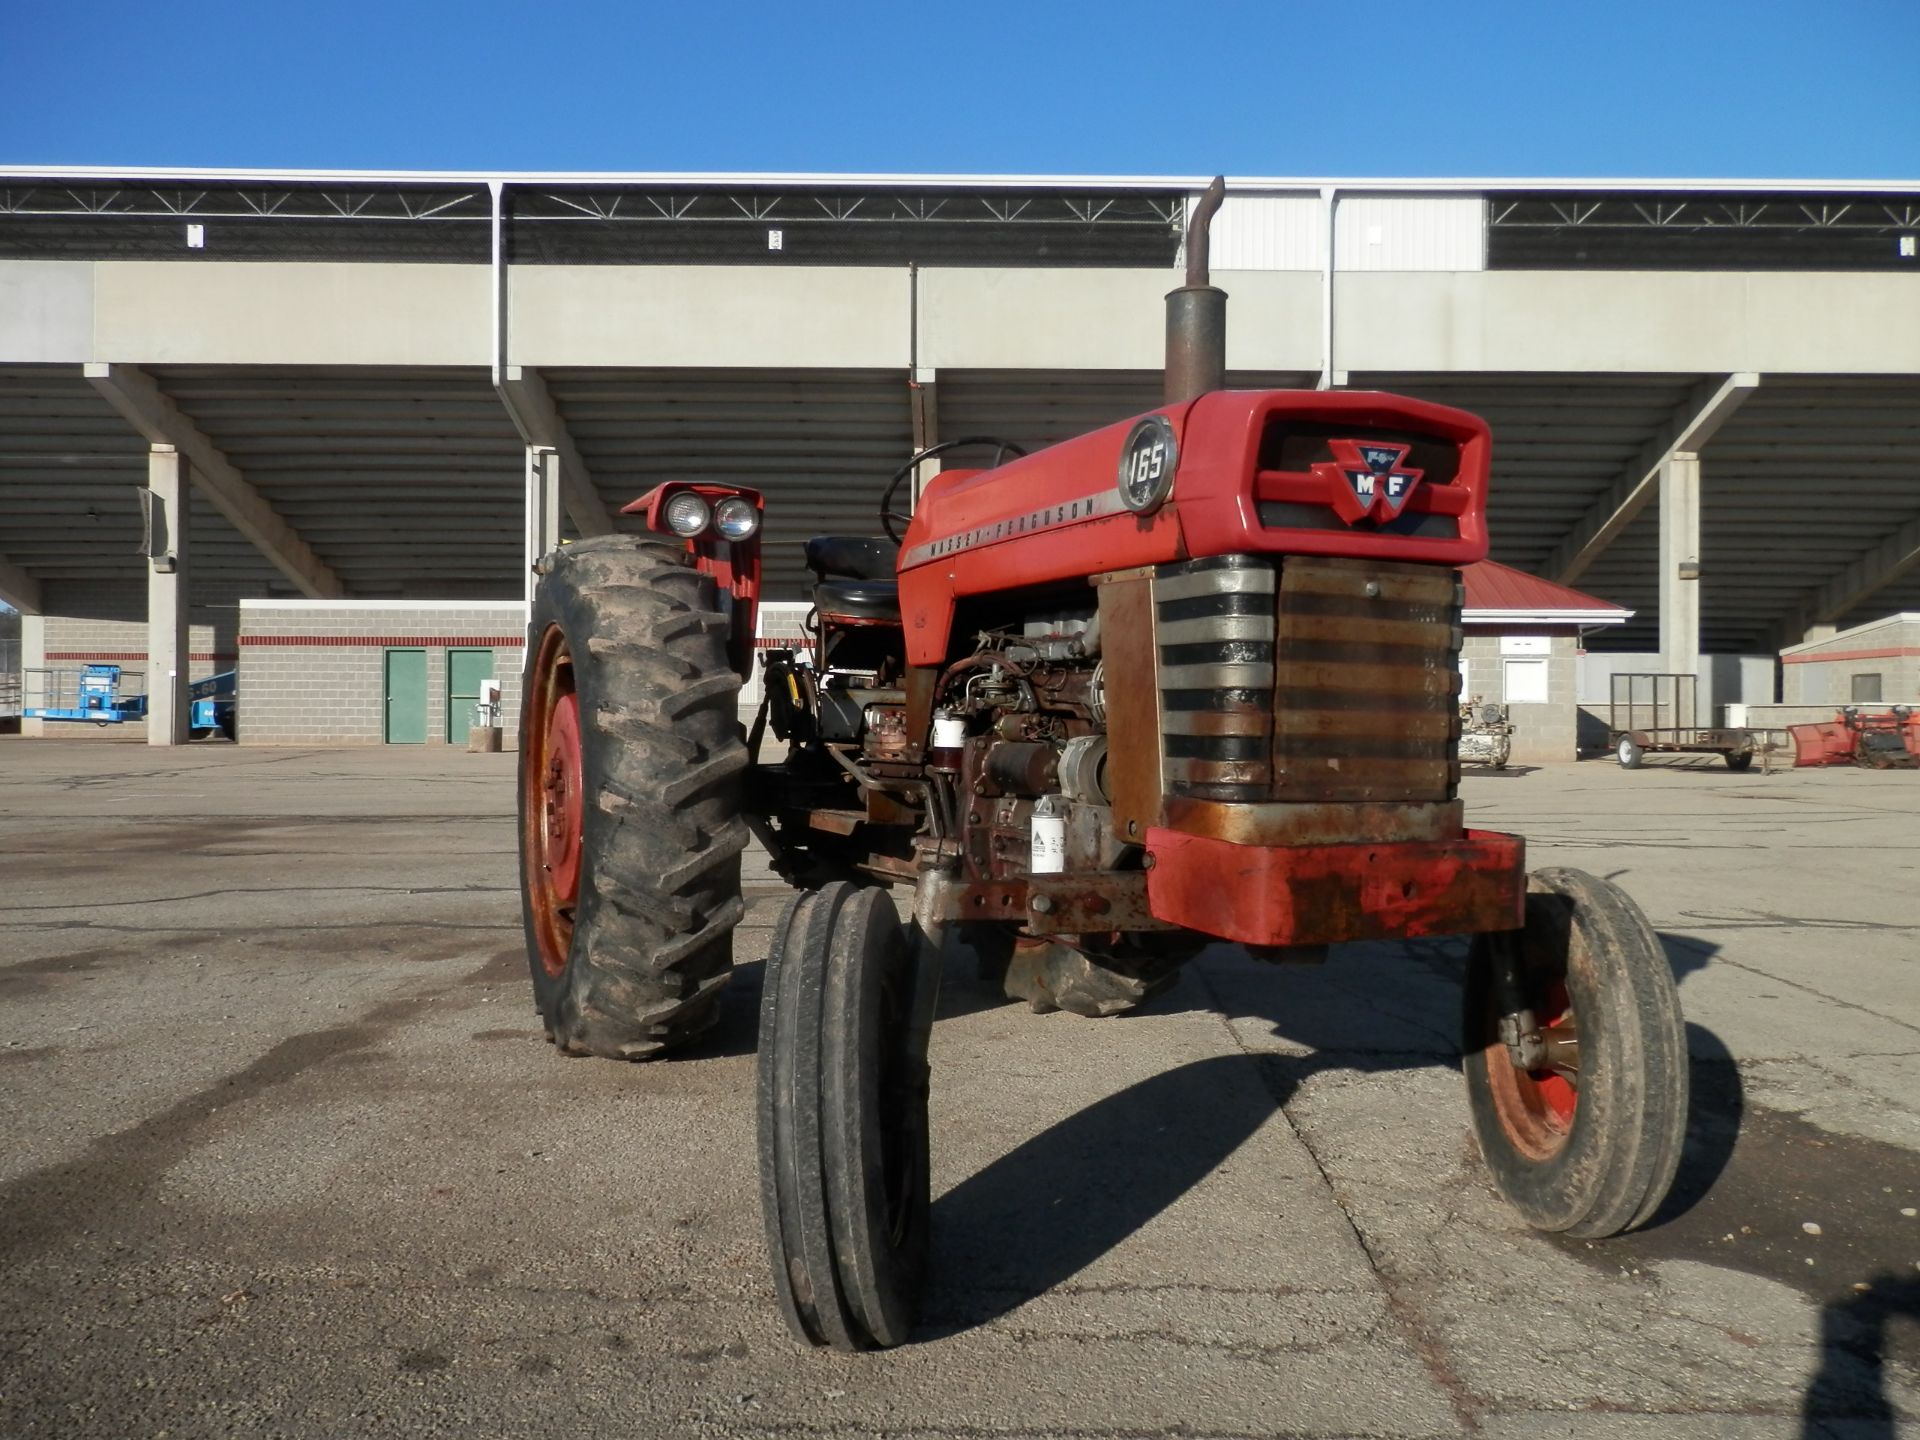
(1117, 414), (1179, 513)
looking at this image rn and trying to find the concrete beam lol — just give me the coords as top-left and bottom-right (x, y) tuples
(1545, 372), (1760, 586)
(84, 362), (345, 599)
(496, 366), (614, 537)
(0, 552), (41, 614)
(1774, 514), (1920, 649)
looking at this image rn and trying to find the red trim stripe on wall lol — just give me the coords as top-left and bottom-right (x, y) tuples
(239, 635), (526, 648)
(1781, 646), (1920, 665)
(45, 652), (236, 663)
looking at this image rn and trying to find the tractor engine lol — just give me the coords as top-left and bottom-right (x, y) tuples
(927, 618), (1110, 881)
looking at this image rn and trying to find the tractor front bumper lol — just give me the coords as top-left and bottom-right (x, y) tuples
(1144, 827), (1526, 948)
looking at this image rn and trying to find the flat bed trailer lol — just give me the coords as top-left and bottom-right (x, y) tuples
(1606, 672), (1767, 770)
(1611, 724), (1758, 770)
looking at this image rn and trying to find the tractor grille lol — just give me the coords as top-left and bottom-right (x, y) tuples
(1154, 553), (1462, 805)
(1254, 421), (1466, 542)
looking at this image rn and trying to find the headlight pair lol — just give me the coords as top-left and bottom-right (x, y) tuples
(664, 492), (760, 541)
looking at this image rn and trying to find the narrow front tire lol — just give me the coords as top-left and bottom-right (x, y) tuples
(758, 883), (932, 1350)
(1463, 868), (1688, 1238)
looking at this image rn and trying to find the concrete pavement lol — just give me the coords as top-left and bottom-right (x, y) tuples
(0, 740), (1914, 1437)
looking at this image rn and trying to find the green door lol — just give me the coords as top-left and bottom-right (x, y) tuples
(383, 649), (428, 744)
(446, 648), (494, 745)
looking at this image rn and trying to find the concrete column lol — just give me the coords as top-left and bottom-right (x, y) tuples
(146, 444), (191, 746)
(1659, 449), (1702, 725)
(20, 613), (45, 737)
(524, 446), (561, 605)
(909, 367), (938, 507)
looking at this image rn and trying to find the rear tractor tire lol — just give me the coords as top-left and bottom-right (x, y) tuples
(1462, 868), (1687, 1238)
(758, 883), (934, 1350)
(518, 535), (749, 1060)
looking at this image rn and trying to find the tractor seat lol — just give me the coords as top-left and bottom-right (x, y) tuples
(804, 535), (897, 581)
(814, 578), (900, 623)
(805, 534), (900, 623)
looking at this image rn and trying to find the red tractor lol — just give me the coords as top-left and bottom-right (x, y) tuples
(518, 180), (1688, 1351)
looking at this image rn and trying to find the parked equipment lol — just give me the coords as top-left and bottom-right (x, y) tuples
(1789, 706), (1919, 768)
(26, 664), (144, 725)
(1458, 699), (1513, 768)
(1607, 671), (1755, 770)
(24, 664), (236, 739)
(517, 177), (1688, 1351)
(187, 671), (238, 739)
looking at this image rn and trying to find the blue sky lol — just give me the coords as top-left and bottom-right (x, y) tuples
(3, 0), (1916, 179)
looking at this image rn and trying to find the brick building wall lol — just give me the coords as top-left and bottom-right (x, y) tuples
(1460, 628), (1580, 764)
(239, 601), (526, 745)
(31, 610), (238, 740)
(1782, 615), (1920, 705)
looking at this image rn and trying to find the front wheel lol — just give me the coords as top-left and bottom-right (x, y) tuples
(1463, 868), (1687, 1238)
(1724, 750), (1753, 772)
(758, 883), (932, 1350)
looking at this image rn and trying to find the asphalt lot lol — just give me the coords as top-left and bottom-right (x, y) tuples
(0, 739), (1915, 1439)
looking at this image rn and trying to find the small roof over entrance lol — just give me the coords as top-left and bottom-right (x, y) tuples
(1463, 559), (1631, 627)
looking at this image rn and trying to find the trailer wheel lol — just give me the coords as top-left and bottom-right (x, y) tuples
(1463, 868), (1687, 1238)
(758, 882), (931, 1350)
(518, 535), (747, 1060)
(1724, 750), (1753, 772)
(1616, 736), (1644, 769)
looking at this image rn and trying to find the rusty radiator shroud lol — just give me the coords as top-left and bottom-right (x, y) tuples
(1096, 551), (1518, 947)
(1102, 552), (1467, 841)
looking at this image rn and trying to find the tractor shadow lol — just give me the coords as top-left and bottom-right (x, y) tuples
(923, 1049), (1314, 1334)
(925, 928), (1747, 1337)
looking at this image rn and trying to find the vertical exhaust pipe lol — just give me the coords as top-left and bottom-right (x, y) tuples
(1164, 175), (1228, 405)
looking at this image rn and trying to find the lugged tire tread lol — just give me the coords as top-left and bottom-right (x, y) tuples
(519, 534), (747, 1061)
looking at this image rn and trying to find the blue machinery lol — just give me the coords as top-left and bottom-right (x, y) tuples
(26, 664), (237, 738)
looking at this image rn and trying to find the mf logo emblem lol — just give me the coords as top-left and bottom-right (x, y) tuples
(1316, 439), (1424, 525)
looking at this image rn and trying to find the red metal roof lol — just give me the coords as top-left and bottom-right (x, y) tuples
(1462, 560), (1630, 621)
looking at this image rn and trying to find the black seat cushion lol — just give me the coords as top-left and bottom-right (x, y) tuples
(815, 578), (900, 623)
(805, 535), (897, 581)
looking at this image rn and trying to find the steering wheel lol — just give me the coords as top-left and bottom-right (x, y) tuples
(880, 436), (1029, 545)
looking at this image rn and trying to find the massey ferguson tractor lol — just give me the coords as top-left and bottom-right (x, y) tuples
(518, 179), (1688, 1351)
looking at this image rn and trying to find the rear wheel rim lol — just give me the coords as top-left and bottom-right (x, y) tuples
(524, 625), (582, 979)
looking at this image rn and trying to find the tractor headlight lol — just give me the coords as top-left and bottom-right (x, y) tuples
(713, 495), (760, 541)
(663, 492), (711, 537)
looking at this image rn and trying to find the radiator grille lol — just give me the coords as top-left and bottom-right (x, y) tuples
(1154, 554), (1461, 805)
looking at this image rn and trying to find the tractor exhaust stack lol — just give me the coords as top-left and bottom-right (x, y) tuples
(1164, 175), (1228, 405)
